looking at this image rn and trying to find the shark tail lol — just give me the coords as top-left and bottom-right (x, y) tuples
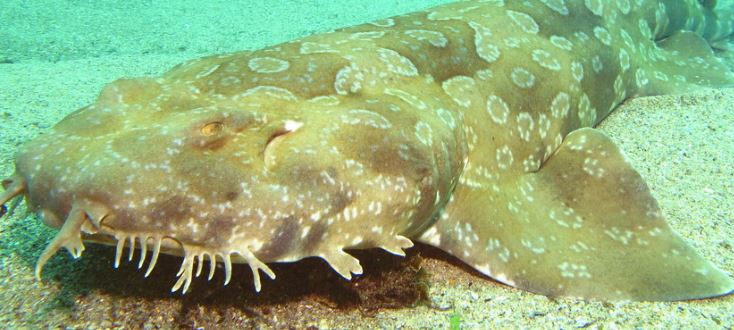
(625, 0), (734, 96)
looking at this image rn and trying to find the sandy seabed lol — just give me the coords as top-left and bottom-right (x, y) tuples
(0, 0), (732, 328)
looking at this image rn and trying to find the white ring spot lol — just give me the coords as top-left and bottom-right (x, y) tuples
(507, 10), (539, 34)
(415, 121), (433, 146)
(334, 63), (364, 95)
(584, 0), (604, 16)
(593, 26), (612, 46)
(468, 21), (501, 63)
(617, 0), (631, 15)
(571, 61), (584, 82)
(550, 35), (574, 51)
(248, 57), (290, 74)
(550, 92), (571, 118)
(442, 76), (476, 108)
(516, 112), (535, 142)
(496, 145), (514, 170)
(350, 31), (386, 40)
(540, 0), (569, 15)
(341, 109), (392, 129)
(511, 67), (536, 89)
(618, 49), (630, 71)
(300, 42), (338, 54)
(369, 18), (395, 27)
(436, 108), (457, 129)
(531, 49), (562, 71)
(635, 68), (649, 88)
(405, 29), (449, 48)
(486, 94), (510, 124)
(377, 48), (419, 77)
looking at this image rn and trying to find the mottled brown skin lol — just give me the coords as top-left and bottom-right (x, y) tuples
(1, 0), (734, 300)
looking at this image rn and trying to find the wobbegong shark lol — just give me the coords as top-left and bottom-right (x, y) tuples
(1, 0), (733, 301)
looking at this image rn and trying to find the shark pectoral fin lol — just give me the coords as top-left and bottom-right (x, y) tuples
(642, 31), (734, 95)
(525, 128), (734, 300)
(419, 128), (733, 301)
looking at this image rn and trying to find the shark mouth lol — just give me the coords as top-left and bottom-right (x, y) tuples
(0, 173), (275, 293)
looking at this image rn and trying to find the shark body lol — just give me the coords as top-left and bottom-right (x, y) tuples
(2, 0), (734, 300)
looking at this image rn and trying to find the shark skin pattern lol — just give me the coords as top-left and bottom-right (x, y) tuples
(1, 0), (734, 301)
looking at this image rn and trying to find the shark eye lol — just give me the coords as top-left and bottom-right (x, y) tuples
(200, 122), (224, 136)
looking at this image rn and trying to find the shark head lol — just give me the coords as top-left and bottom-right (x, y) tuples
(1, 63), (464, 292)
